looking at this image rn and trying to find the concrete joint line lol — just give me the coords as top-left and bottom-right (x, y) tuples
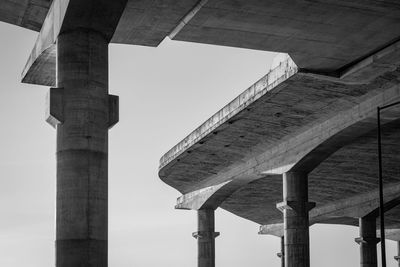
(354, 237), (381, 245)
(169, 0), (208, 39)
(192, 231), (220, 240)
(276, 201), (316, 213)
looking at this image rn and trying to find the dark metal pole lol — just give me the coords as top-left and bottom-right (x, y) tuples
(377, 107), (386, 267)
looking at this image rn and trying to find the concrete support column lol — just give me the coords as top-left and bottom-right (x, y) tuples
(276, 236), (285, 267)
(53, 29), (116, 267)
(192, 209), (220, 267)
(394, 241), (400, 266)
(277, 172), (315, 267)
(355, 216), (379, 267)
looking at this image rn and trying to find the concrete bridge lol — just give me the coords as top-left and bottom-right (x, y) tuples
(2, 0), (400, 266)
(159, 52), (400, 267)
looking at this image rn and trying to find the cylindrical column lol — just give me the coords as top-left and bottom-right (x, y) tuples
(394, 241), (400, 266)
(280, 172), (314, 267)
(55, 30), (110, 266)
(193, 209), (220, 267)
(355, 216), (379, 267)
(277, 236), (285, 267)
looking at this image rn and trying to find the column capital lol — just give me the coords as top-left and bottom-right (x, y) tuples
(354, 237), (380, 245)
(276, 200), (316, 213)
(46, 87), (64, 128)
(192, 231), (220, 239)
(108, 94), (119, 129)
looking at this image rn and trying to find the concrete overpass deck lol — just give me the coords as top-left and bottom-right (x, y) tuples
(158, 50), (400, 239)
(3, 0), (400, 265)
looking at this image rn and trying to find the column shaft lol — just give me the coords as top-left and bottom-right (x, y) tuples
(281, 236), (285, 267)
(195, 209), (219, 267)
(356, 217), (378, 267)
(394, 241), (400, 266)
(56, 30), (109, 267)
(282, 172), (312, 267)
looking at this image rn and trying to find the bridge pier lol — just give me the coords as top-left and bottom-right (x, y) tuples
(276, 236), (285, 267)
(277, 172), (315, 267)
(355, 216), (379, 267)
(192, 209), (220, 267)
(49, 29), (118, 266)
(394, 241), (400, 266)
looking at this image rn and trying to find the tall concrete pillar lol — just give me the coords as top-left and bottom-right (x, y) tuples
(192, 209), (220, 267)
(50, 29), (118, 266)
(355, 216), (379, 267)
(276, 236), (285, 267)
(277, 172), (315, 267)
(394, 241), (400, 266)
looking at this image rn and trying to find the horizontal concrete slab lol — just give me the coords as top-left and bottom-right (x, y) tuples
(0, 0), (198, 47)
(159, 49), (400, 229)
(0, 0), (51, 31)
(172, 0), (400, 72)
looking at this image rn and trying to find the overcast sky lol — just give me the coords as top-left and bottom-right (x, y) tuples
(0, 21), (398, 267)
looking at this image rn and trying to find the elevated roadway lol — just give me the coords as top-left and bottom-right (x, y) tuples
(2, 0), (400, 266)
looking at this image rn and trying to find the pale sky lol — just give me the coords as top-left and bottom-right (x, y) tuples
(0, 21), (398, 266)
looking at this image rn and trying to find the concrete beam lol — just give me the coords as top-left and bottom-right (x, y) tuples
(175, 174), (280, 210)
(0, 0), (51, 32)
(173, 84), (400, 194)
(259, 182), (400, 237)
(378, 229), (400, 242)
(21, 0), (128, 86)
(21, 0), (69, 86)
(169, 0), (208, 40)
(339, 39), (400, 82)
(176, 180), (232, 210)
(258, 223), (284, 237)
(159, 43), (400, 194)
(159, 54), (299, 178)
(310, 183), (400, 220)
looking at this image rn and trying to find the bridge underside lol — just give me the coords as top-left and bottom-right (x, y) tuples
(2, 0), (400, 265)
(159, 50), (400, 238)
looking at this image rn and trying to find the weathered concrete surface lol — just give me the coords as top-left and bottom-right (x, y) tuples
(21, 0), (68, 86)
(21, 0), (128, 86)
(11, 0), (400, 86)
(0, 0), (51, 31)
(1, 0), (198, 46)
(43, 1), (124, 265)
(278, 172), (313, 267)
(355, 217), (379, 267)
(172, 0), (400, 72)
(193, 209), (219, 267)
(394, 241), (400, 266)
(159, 47), (400, 233)
(6, 0), (400, 74)
(278, 236), (284, 267)
(55, 29), (111, 267)
(111, 0), (199, 46)
(13, 0), (199, 86)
